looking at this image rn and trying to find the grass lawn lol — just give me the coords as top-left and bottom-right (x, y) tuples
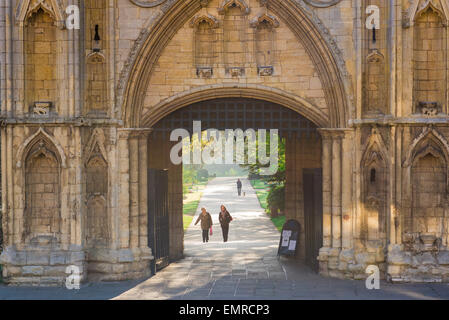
(183, 179), (211, 230)
(250, 179), (286, 232)
(183, 200), (200, 229)
(271, 215), (286, 232)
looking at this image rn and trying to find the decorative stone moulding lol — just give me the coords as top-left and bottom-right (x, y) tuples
(366, 49), (384, 63)
(218, 0), (250, 15)
(190, 14), (220, 28)
(86, 52), (106, 64)
(420, 234), (439, 252)
(250, 13), (280, 28)
(197, 67), (213, 78)
(403, 0), (449, 28)
(129, 0), (167, 7)
(403, 232), (441, 253)
(33, 102), (52, 116)
(16, 0), (65, 29)
(418, 101), (440, 116)
(258, 66), (274, 76)
(303, 0), (343, 8)
(227, 67), (245, 77)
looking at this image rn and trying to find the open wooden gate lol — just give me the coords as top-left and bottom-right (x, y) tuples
(303, 168), (323, 273)
(148, 169), (170, 274)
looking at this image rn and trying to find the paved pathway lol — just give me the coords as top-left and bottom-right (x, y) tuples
(115, 177), (285, 299)
(1, 177), (449, 299)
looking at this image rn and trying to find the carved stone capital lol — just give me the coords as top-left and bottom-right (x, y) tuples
(118, 128), (153, 140)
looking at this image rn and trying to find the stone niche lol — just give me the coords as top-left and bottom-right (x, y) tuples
(413, 6), (447, 114)
(0, 131), (86, 286)
(388, 129), (449, 283)
(362, 0), (389, 117)
(192, 14), (219, 78)
(25, 8), (58, 113)
(85, 0), (108, 116)
(221, 0), (249, 73)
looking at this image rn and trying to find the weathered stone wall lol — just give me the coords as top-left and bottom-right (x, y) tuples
(141, 0), (328, 121)
(285, 133), (322, 261)
(1, 0), (449, 286)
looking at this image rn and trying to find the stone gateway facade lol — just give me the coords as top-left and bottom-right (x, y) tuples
(0, 0), (449, 286)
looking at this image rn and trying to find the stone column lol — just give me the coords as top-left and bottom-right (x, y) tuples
(320, 132), (332, 249)
(128, 133), (140, 249)
(341, 130), (354, 249)
(284, 135), (297, 223)
(117, 129), (130, 249)
(138, 130), (152, 248)
(124, 128), (153, 250)
(331, 134), (342, 250)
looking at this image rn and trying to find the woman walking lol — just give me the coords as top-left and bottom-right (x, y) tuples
(195, 207), (213, 243)
(218, 205), (233, 242)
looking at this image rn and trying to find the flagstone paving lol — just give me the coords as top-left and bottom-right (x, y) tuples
(1, 177), (449, 299)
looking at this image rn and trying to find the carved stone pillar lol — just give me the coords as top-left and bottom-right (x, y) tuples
(138, 129), (152, 248)
(117, 129), (130, 249)
(341, 130), (354, 249)
(318, 129), (352, 277)
(128, 133), (140, 249)
(320, 132), (332, 249)
(331, 134), (342, 250)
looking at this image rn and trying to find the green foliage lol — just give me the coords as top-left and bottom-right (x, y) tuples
(242, 135), (285, 185)
(183, 200), (200, 216)
(271, 215), (286, 233)
(267, 184), (285, 211)
(196, 168), (209, 181)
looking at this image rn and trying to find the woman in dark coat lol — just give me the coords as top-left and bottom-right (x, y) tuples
(218, 205), (233, 242)
(195, 207), (213, 243)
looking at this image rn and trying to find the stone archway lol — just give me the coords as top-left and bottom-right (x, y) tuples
(118, 0), (355, 280)
(146, 96), (323, 265)
(120, 0), (352, 129)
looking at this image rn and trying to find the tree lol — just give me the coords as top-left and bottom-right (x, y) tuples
(240, 134), (285, 185)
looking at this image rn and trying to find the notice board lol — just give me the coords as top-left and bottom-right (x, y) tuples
(277, 220), (301, 257)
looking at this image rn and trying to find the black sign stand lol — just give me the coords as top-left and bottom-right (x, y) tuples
(277, 219), (301, 258)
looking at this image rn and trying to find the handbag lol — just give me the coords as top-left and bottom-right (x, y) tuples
(210, 226), (213, 236)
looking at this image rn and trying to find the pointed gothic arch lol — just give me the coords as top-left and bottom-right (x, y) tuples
(120, 0), (351, 128)
(360, 129), (389, 246)
(15, 0), (64, 28)
(23, 133), (62, 240)
(404, 0), (449, 27)
(16, 128), (66, 169)
(404, 127), (449, 168)
(218, 0), (250, 15)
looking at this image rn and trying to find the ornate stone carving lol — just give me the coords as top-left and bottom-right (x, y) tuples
(250, 13), (280, 28)
(190, 14), (220, 28)
(33, 102), (51, 116)
(227, 67), (245, 77)
(218, 0), (251, 15)
(15, 0), (65, 28)
(84, 128), (108, 166)
(118, 0), (353, 127)
(303, 0), (343, 8)
(129, 0), (167, 8)
(16, 127), (67, 169)
(295, 0), (354, 117)
(418, 102), (440, 117)
(86, 52), (106, 64)
(403, 0), (449, 28)
(403, 232), (442, 253)
(258, 66), (274, 76)
(197, 67), (213, 79)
